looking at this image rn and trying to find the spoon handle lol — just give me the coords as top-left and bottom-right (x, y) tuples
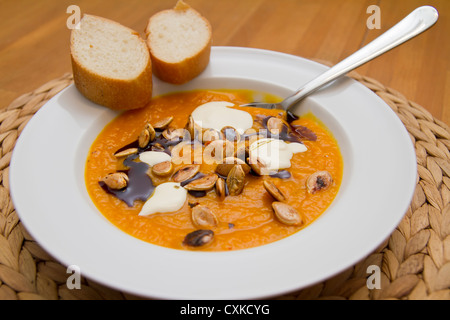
(280, 6), (438, 111)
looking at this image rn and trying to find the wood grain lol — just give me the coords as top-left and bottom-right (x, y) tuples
(0, 0), (448, 124)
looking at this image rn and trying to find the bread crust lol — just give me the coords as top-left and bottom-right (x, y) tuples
(149, 38), (211, 85)
(145, 1), (212, 85)
(70, 15), (153, 110)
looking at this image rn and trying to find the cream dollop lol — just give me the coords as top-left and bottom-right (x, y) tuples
(191, 101), (253, 134)
(249, 138), (307, 172)
(139, 151), (171, 166)
(138, 182), (187, 216)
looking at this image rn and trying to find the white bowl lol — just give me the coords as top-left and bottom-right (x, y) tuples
(9, 47), (416, 299)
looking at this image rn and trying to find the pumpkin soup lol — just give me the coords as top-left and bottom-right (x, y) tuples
(85, 89), (343, 251)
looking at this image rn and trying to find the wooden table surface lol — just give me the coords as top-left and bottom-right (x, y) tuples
(1, 0), (449, 125)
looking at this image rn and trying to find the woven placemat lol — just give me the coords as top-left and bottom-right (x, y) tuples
(0, 72), (449, 300)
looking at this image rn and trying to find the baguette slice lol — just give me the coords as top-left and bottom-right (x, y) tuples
(145, 0), (212, 84)
(70, 14), (152, 110)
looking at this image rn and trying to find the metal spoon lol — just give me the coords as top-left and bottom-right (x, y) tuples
(242, 6), (438, 112)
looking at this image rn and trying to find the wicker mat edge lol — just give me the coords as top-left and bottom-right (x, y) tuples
(0, 72), (449, 300)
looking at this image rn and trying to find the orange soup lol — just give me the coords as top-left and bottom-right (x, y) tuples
(85, 89), (343, 251)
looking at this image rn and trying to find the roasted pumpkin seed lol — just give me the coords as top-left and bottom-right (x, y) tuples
(247, 157), (269, 176)
(215, 177), (226, 201)
(185, 115), (201, 140)
(306, 170), (333, 194)
(263, 180), (286, 202)
(215, 157), (251, 177)
(153, 116), (173, 130)
(266, 117), (284, 135)
(184, 173), (218, 191)
(191, 205), (218, 228)
(272, 202), (302, 226)
(172, 164), (200, 183)
(138, 123), (156, 148)
(151, 161), (173, 176)
(162, 128), (188, 141)
(226, 165), (246, 196)
(114, 148), (138, 158)
(101, 172), (129, 190)
(183, 229), (214, 247)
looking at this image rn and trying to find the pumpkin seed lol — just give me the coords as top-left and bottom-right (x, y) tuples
(114, 148), (138, 158)
(215, 177), (226, 201)
(215, 157), (251, 177)
(184, 173), (218, 191)
(185, 115), (201, 141)
(267, 116), (289, 135)
(226, 165), (246, 196)
(162, 128), (188, 141)
(272, 202), (302, 226)
(266, 117), (284, 135)
(306, 170), (333, 194)
(172, 164), (200, 183)
(263, 180), (286, 202)
(153, 116), (173, 130)
(247, 156), (269, 176)
(191, 205), (218, 228)
(138, 123), (156, 148)
(101, 172), (129, 190)
(183, 229), (214, 247)
(151, 161), (173, 176)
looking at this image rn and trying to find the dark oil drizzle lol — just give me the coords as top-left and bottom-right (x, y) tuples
(188, 201), (200, 208)
(223, 177), (229, 196)
(247, 168), (291, 179)
(188, 190), (207, 198)
(286, 110), (299, 123)
(269, 170), (291, 179)
(99, 154), (154, 207)
(290, 124), (317, 141)
(286, 111), (317, 141)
